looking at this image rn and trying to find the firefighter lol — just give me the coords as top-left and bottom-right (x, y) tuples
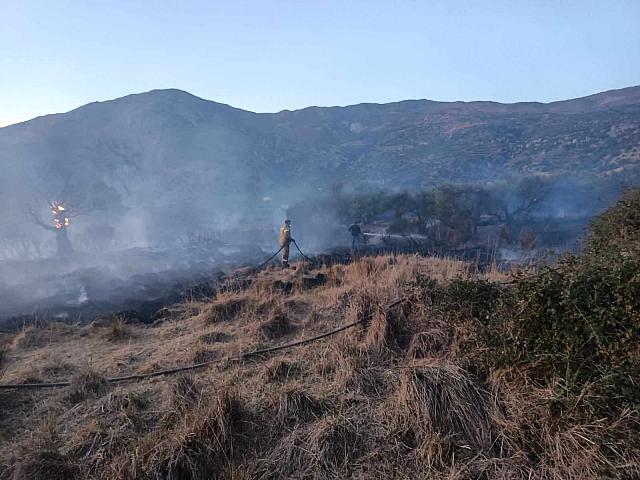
(279, 219), (294, 266)
(348, 222), (362, 252)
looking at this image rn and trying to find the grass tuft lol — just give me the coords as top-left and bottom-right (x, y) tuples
(397, 364), (493, 450)
(65, 368), (109, 404)
(257, 309), (295, 340)
(101, 316), (131, 342)
(125, 390), (244, 480)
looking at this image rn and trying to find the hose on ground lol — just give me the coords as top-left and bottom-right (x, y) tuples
(0, 297), (407, 390)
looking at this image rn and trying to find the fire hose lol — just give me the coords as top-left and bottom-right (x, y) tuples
(0, 298), (407, 390)
(257, 239), (311, 269)
(256, 244), (286, 269)
(292, 239), (312, 263)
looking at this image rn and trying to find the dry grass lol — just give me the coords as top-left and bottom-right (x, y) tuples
(262, 358), (304, 383)
(200, 293), (250, 323)
(8, 424), (79, 480)
(100, 316), (132, 342)
(191, 340), (220, 363)
(488, 368), (640, 479)
(333, 345), (389, 396)
(167, 374), (203, 412)
(199, 330), (233, 344)
(273, 383), (325, 426)
(256, 308), (295, 340)
(406, 327), (451, 359)
(256, 410), (363, 480)
(396, 363), (493, 450)
(0, 254), (636, 479)
(123, 390), (244, 480)
(11, 322), (73, 350)
(0, 349), (7, 375)
(65, 367), (110, 405)
(40, 354), (75, 377)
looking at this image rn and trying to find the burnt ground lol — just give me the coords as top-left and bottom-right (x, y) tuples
(0, 243), (266, 330)
(0, 242), (489, 331)
(0, 228), (578, 332)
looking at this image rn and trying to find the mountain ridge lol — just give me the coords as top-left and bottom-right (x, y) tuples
(3, 84), (640, 131)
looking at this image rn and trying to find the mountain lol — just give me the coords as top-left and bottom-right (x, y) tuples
(1, 86), (639, 249)
(267, 85), (640, 186)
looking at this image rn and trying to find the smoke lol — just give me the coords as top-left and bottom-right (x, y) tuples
(1, 88), (638, 325)
(0, 166), (635, 326)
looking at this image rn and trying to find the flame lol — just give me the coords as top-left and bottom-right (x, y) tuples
(50, 201), (70, 229)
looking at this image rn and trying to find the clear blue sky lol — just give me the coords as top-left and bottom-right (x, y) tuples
(1, 0), (639, 126)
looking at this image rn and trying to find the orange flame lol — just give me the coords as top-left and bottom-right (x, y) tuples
(51, 201), (70, 229)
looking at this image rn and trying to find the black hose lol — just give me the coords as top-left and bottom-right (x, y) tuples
(257, 244), (286, 269)
(292, 240), (312, 262)
(0, 297), (408, 390)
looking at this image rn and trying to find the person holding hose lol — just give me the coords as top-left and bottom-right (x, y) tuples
(279, 219), (294, 267)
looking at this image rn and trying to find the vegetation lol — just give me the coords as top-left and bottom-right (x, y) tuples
(487, 189), (640, 410)
(289, 175), (620, 251)
(0, 191), (638, 478)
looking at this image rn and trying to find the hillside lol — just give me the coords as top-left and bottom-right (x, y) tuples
(1, 87), (639, 251)
(1, 190), (639, 479)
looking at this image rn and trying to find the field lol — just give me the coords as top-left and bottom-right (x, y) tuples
(1, 191), (639, 479)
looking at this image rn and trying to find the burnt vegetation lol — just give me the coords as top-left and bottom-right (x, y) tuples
(0, 191), (639, 478)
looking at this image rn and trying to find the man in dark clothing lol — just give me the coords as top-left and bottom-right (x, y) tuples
(348, 223), (362, 252)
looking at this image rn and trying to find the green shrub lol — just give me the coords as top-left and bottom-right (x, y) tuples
(441, 279), (503, 322)
(489, 190), (640, 409)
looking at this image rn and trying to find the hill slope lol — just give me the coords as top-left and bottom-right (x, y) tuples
(1, 190), (639, 479)
(0, 256), (636, 479)
(1, 87), (639, 249)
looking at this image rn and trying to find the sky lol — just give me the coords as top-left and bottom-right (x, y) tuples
(1, 0), (639, 127)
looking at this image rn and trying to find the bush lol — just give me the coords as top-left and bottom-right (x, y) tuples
(441, 279), (503, 322)
(490, 190), (640, 409)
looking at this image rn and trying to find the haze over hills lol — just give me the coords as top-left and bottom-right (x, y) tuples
(1, 86), (639, 253)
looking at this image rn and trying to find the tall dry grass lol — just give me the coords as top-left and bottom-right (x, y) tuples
(1, 252), (636, 479)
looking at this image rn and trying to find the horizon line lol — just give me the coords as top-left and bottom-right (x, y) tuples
(2, 83), (639, 129)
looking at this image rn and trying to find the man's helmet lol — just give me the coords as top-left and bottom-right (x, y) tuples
(284, 219), (291, 224)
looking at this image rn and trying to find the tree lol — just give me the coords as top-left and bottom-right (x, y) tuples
(413, 191), (436, 233)
(28, 201), (74, 258)
(25, 174), (119, 258)
(433, 185), (478, 244)
(339, 192), (390, 224)
(390, 192), (414, 221)
(509, 176), (553, 223)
